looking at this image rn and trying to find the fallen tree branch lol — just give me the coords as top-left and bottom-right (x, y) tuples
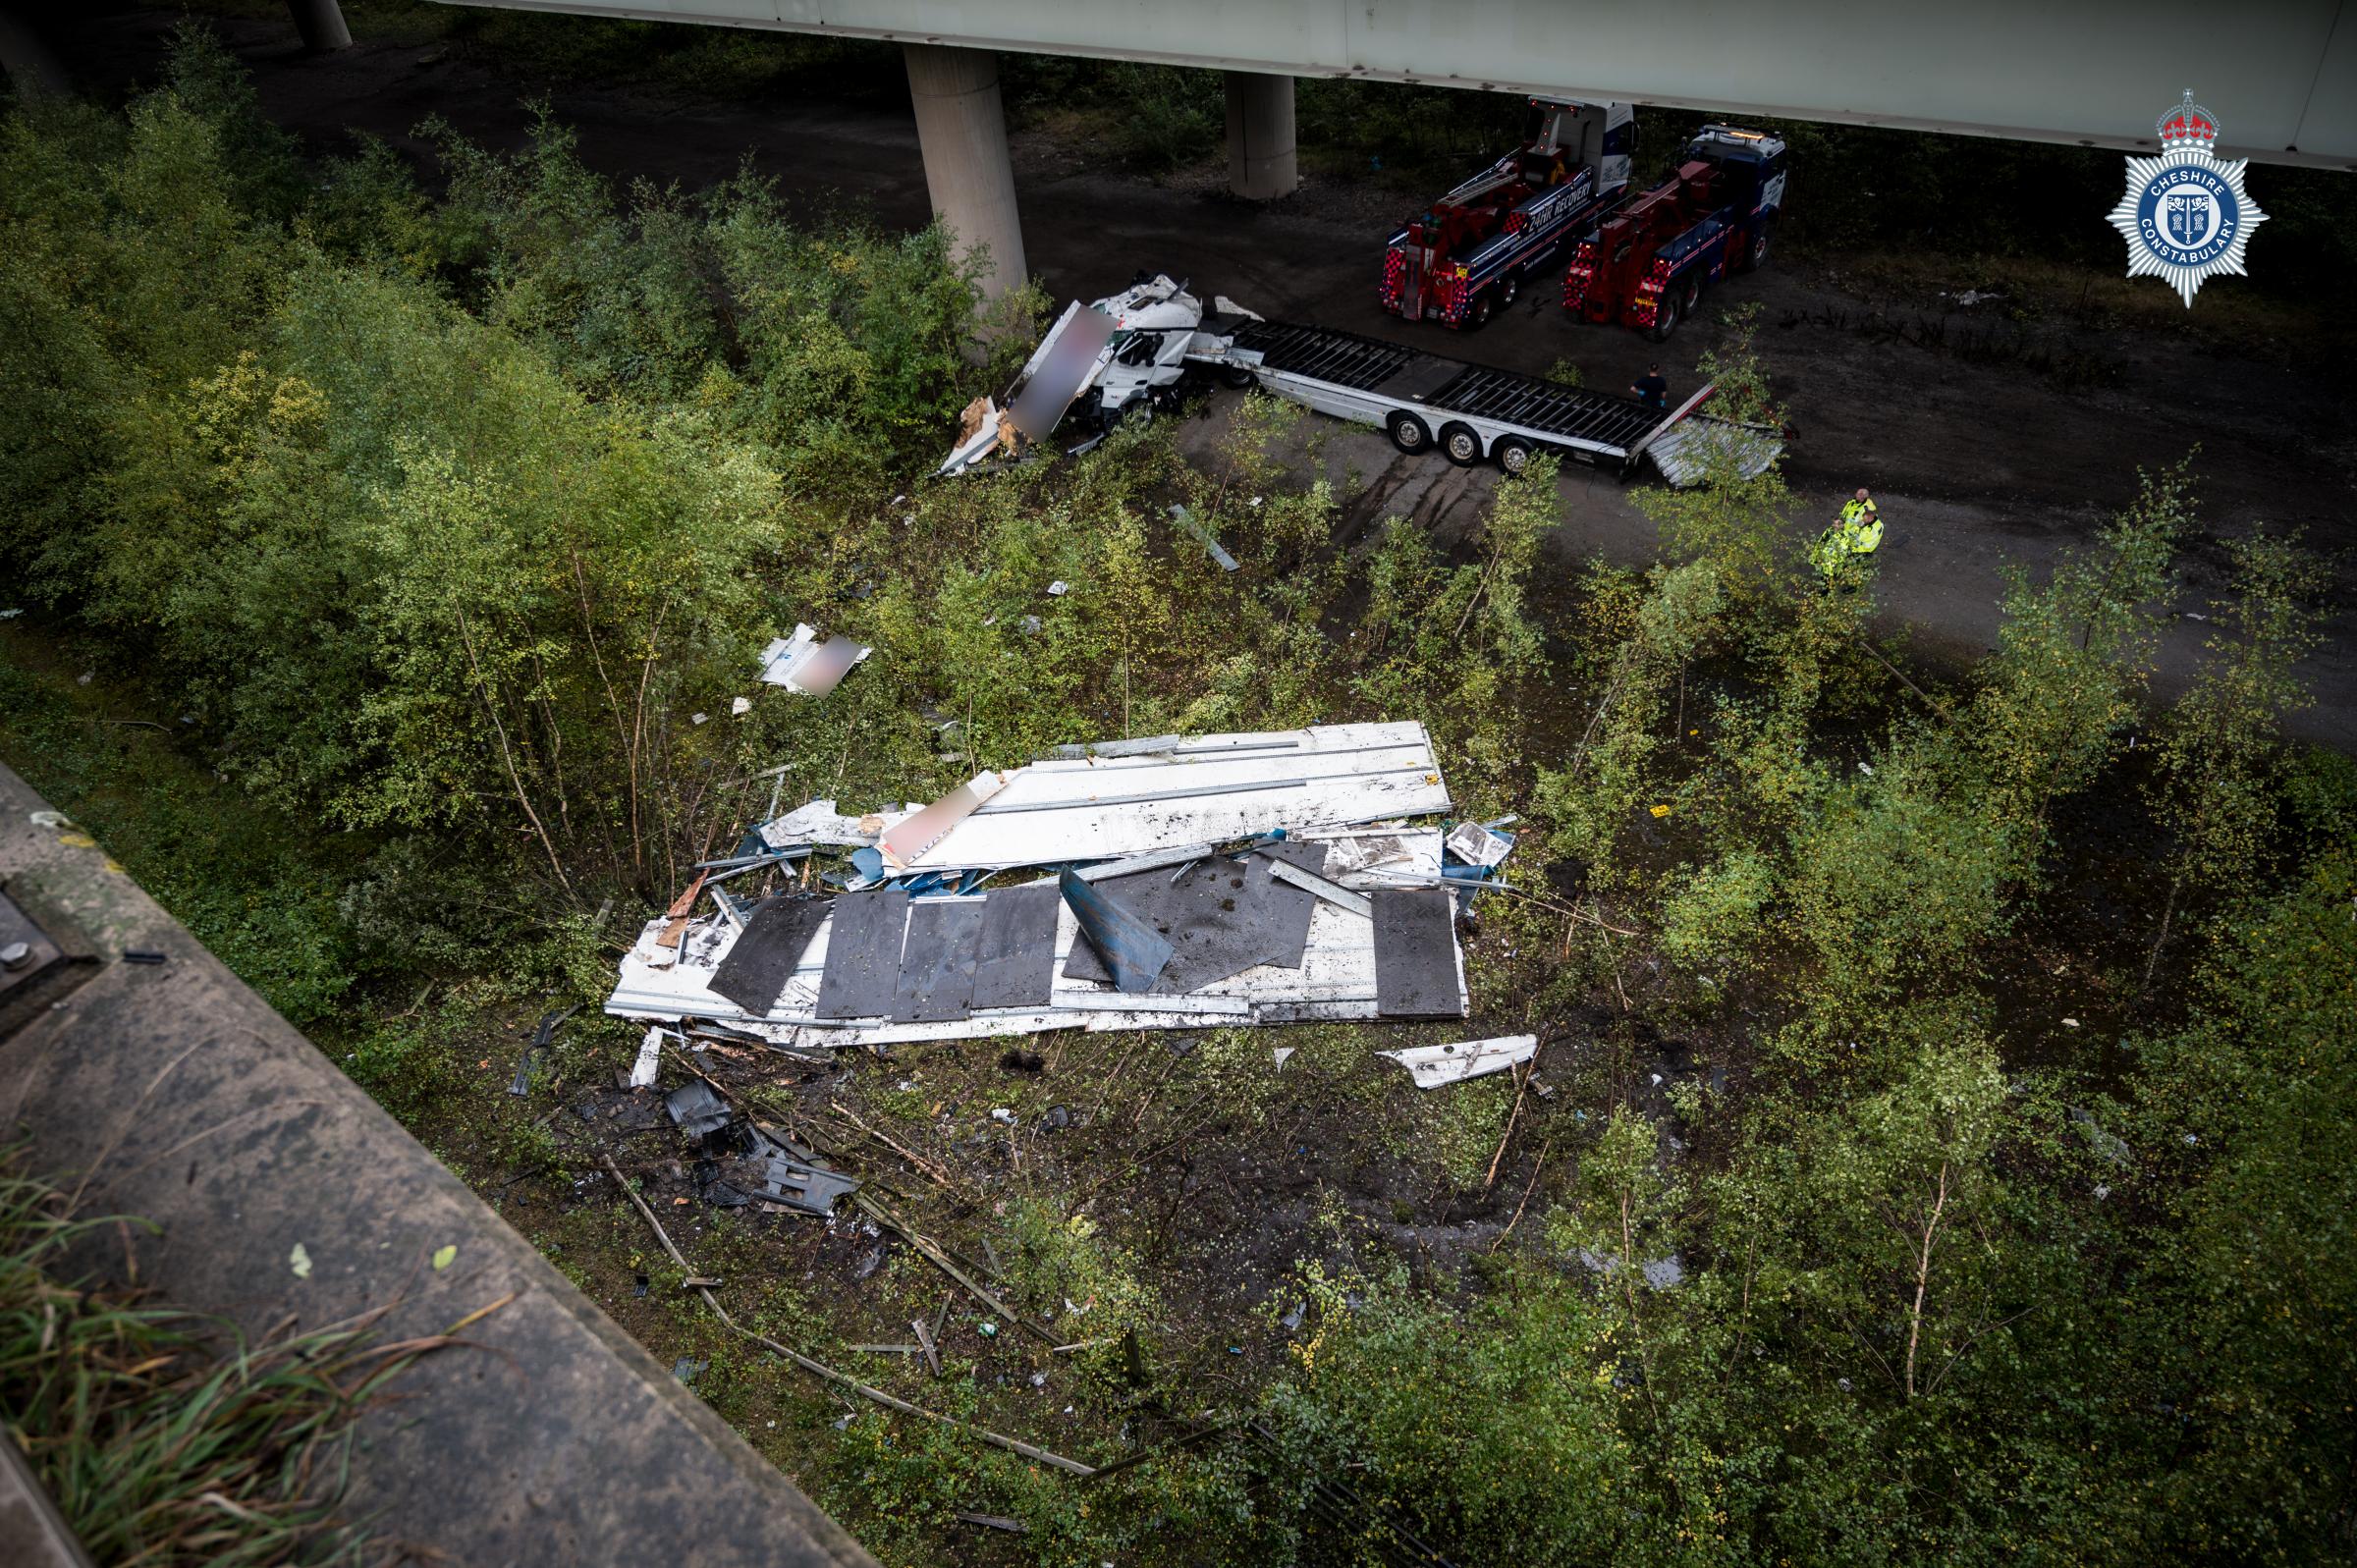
(1488, 1141), (1551, 1255)
(852, 1191), (1053, 1345)
(1857, 636), (1957, 724)
(1483, 1047), (1544, 1192)
(601, 1154), (1093, 1475)
(829, 1099), (961, 1192)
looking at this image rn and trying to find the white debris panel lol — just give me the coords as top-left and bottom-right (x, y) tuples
(1380, 1034), (1539, 1089)
(757, 724), (1450, 872)
(610, 882), (1459, 1048)
(604, 723), (1493, 1048)
(759, 622), (870, 695)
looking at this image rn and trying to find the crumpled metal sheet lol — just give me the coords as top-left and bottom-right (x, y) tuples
(1380, 1034), (1538, 1089)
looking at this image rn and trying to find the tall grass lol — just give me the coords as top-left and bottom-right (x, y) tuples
(0, 1156), (463, 1567)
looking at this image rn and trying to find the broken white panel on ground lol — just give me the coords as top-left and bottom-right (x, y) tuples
(759, 623), (871, 695)
(758, 798), (884, 850)
(1380, 1034), (1538, 1089)
(884, 724), (1450, 873)
(1445, 821), (1513, 869)
(880, 770), (1008, 869)
(605, 878), (1464, 1049)
(1300, 826), (1447, 886)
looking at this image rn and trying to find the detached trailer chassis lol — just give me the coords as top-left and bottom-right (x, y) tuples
(1192, 321), (1711, 478)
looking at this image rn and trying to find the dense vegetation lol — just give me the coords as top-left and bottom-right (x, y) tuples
(3, 35), (2350, 1567)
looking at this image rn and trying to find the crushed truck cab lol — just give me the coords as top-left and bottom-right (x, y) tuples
(937, 275), (1260, 477)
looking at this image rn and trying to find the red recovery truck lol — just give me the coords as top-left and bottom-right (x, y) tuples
(1380, 99), (1634, 330)
(1562, 125), (1788, 340)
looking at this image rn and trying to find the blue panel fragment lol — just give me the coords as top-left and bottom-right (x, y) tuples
(1057, 868), (1173, 995)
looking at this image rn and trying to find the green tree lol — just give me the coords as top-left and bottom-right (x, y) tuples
(2142, 529), (2328, 982)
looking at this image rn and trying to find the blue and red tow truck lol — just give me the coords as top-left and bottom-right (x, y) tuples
(1562, 125), (1789, 340)
(1380, 99), (1635, 330)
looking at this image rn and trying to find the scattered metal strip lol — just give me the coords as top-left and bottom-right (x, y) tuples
(1068, 841), (1224, 882)
(1261, 857), (1374, 919)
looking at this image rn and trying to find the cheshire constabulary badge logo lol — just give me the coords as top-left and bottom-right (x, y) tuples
(2109, 91), (2266, 307)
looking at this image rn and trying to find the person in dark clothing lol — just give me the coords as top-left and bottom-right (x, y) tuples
(1631, 363), (1669, 410)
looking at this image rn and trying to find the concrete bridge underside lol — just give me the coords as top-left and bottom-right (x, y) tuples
(434, 1), (2353, 167)
(413, 0), (2353, 298)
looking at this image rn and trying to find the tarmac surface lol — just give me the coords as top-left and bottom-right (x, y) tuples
(47, 7), (2357, 749)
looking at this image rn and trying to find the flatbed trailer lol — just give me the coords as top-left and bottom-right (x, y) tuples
(1201, 319), (1753, 480)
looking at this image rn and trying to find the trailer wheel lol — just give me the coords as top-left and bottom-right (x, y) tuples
(1386, 410), (1432, 455)
(1648, 294), (1681, 342)
(1495, 436), (1535, 476)
(1440, 423), (1483, 466)
(1739, 225), (1772, 273)
(1219, 363), (1258, 389)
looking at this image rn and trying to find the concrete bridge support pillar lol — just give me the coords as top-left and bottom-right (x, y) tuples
(1225, 71), (1296, 199)
(286, 0), (352, 52)
(904, 43), (1027, 300)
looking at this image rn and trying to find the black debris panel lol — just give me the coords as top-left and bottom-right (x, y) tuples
(1371, 888), (1464, 1018)
(1251, 839), (1329, 971)
(745, 1140), (861, 1215)
(664, 1079), (736, 1140)
(706, 896), (830, 1016)
(893, 897), (987, 1022)
(813, 887), (910, 1019)
(969, 880), (1062, 1009)
(1057, 869), (1174, 994)
(507, 1004), (578, 1097)
(1064, 844), (1327, 994)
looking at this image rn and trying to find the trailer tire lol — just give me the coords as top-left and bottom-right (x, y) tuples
(1494, 436), (1535, 476)
(1648, 294), (1680, 342)
(1219, 363), (1258, 389)
(1440, 422), (1483, 466)
(1387, 410), (1432, 455)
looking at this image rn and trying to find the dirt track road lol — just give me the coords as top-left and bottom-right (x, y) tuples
(53, 9), (2357, 748)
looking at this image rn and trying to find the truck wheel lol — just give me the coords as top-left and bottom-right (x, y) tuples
(1495, 436), (1535, 475)
(1469, 291), (1495, 330)
(1440, 423), (1483, 466)
(1648, 294), (1680, 342)
(1501, 272), (1520, 305)
(1220, 363), (1257, 389)
(1386, 410), (1431, 455)
(1739, 226), (1771, 273)
(1680, 274), (1703, 315)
